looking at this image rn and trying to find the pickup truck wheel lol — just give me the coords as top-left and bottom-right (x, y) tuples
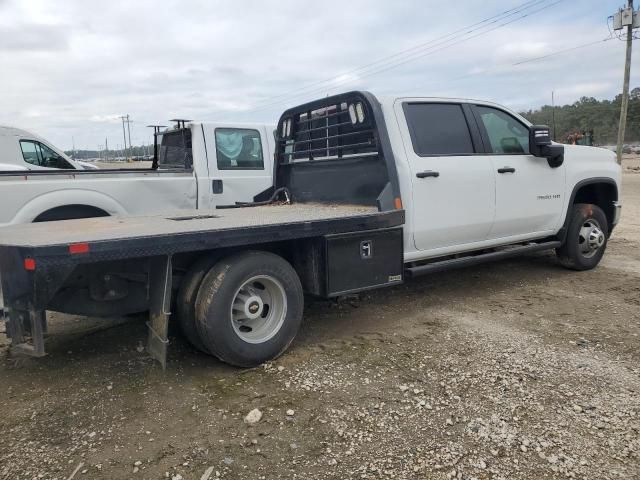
(556, 203), (608, 271)
(175, 256), (220, 354)
(195, 251), (303, 367)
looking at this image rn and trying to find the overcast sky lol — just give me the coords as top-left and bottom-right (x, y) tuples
(0, 0), (634, 150)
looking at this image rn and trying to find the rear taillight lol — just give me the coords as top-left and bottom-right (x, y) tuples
(69, 243), (90, 254)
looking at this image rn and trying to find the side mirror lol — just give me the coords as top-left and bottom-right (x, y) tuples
(529, 125), (552, 156)
(529, 125), (564, 168)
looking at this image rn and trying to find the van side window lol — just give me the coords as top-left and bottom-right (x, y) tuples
(476, 106), (529, 154)
(20, 140), (74, 169)
(20, 141), (41, 166)
(403, 103), (475, 155)
(215, 129), (264, 170)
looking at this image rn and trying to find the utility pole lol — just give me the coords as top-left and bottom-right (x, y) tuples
(613, 1), (637, 165)
(551, 91), (557, 141)
(120, 115), (128, 160)
(126, 114), (132, 159)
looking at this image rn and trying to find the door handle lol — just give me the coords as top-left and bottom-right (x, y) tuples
(497, 167), (516, 174)
(416, 170), (440, 178)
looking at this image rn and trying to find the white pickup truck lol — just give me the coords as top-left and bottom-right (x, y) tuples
(0, 122), (275, 225)
(0, 91), (622, 368)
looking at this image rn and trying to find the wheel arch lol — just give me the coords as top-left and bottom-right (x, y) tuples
(11, 190), (127, 224)
(34, 204), (110, 222)
(172, 237), (322, 296)
(559, 177), (618, 241)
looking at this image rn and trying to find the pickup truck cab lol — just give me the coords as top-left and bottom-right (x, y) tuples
(380, 96), (621, 264)
(0, 122), (275, 226)
(0, 91), (621, 368)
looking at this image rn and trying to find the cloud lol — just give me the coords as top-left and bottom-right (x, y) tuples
(0, 0), (630, 149)
(0, 23), (69, 51)
(495, 41), (549, 62)
(89, 114), (124, 124)
(556, 82), (613, 98)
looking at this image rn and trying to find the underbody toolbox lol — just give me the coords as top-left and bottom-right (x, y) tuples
(325, 227), (403, 296)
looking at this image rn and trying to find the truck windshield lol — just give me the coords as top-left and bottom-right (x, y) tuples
(158, 129), (192, 169)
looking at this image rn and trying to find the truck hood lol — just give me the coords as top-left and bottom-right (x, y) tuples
(562, 143), (615, 157)
(0, 163), (30, 171)
(562, 144), (618, 165)
(74, 160), (100, 170)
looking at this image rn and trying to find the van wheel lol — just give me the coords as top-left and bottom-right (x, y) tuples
(175, 256), (220, 353)
(195, 251), (304, 367)
(556, 203), (608, 271)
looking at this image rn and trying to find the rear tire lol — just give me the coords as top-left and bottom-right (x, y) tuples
(175, 255), (220, 353)
(556, 203), (608, 271)
(195, 251), (304, 367)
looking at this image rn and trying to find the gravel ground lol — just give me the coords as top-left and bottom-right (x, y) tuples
(0, 165), (638, 480)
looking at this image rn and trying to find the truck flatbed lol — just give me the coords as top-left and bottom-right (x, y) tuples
(0, 203), (403, 263)
(0, 91), (416, 368)
(0, 200), (404, 365)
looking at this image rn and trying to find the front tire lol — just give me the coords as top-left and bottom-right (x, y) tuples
(556, 203), (609, 271)
(195, 251), (304, 367)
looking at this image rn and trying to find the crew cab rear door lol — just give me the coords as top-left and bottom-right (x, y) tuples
(470, 104), (566, 239)
(202, 124), (274, 207)
(395, 100), (496, 252)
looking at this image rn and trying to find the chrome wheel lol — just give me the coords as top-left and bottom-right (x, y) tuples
(578, 219), (605, 259)
(230, 275), (287, 344)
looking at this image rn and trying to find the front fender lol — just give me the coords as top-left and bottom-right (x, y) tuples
(563, 145), (621, 189)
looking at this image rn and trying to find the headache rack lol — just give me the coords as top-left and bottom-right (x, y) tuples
(273, 91), (401, 210)
(277, 92), (378, 163)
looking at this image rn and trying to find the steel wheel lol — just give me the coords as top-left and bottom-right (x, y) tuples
(230, 275), (287, 344)
(195, 251), (304, 367)
(578, 219), (605, 259)
(557, 204), (609, 271)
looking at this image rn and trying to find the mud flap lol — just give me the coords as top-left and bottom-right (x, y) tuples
(7, 309), (46, 357)
(146, 255), (172, 370)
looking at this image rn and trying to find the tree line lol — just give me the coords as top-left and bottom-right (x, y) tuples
(520, 88), (640, 146)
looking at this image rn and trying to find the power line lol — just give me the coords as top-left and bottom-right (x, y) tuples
(245, 0), (564, 114)
(434, 35), (619, 87)
(247, 0), (548, 108)
(512, 37), (614, 65)
(247, 0), (557, 113)
(345, 0), (566, 86)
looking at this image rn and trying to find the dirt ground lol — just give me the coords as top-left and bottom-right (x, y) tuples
(1, 161), (638, 480)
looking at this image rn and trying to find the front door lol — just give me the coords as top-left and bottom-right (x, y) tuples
(472, 105), (566, 239)
(396, 101), (496, 253)
(203, 125), (274, 208)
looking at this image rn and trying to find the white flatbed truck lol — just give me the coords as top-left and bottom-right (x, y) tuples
(0, 91), (621, 368)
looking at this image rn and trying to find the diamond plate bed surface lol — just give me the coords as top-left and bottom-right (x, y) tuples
(0, 203), (380, 248)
